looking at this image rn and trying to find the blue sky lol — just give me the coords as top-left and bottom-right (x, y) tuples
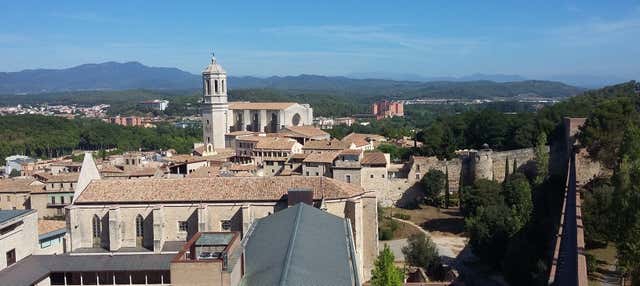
(1, 1), (639, 81)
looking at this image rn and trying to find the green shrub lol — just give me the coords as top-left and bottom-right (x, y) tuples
(585, 253), (597, 274)
(392, 213), (411, 220)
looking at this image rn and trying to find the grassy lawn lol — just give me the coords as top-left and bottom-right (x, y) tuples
(387, 204), (465, 237)
(586, 243), (619, 286)
(379, 217), (423, 241)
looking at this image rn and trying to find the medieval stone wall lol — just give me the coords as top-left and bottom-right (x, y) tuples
(381, 147), (542, 207)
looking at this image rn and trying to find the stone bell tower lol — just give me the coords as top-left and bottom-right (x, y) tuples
(201, 53), (229, 155)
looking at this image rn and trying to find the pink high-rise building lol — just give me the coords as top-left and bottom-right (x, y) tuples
(371, 100), (404, 120)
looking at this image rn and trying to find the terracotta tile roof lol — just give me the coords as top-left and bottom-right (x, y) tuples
(263, 157), (288, 162)
(341, 133), (377, 147)
(166, 155), (208, 164)
(228, 164), (257, 172)
(35, 173), (79, 183)
(302, 139), (350, 151)
(236, 136), (263, 142)
(226, 130), (259, 136)
(339, 149), (363, 156)
(38, 220), (66, 236)
(280, 126), (329, 138)
(229, 102), (297, 110)
(50, 161), (82, 167)
(361, 152), (388, 166)
(0, 178), (39, 193)
(101, 166), (158, 178)
(290, 153), (309, 160)
(255, 137), (298, 150)
(75, 176), (365, 204)
(186, 166), (221, 178)
(303, 152), (339, 163)
(233, 171), (255, 177)
(99, 165), (124, 174)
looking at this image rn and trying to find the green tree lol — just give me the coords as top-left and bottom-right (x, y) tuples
(421, 169), (446, 206)
(402, 233), (441, 276)
(444, 166), (450, 208)
(504, 156), (510, 181)
(371, 245), (404, 286)
(9, 169), (21, 177)
(582, 178), (614, 243)
(618, 215), (640, 285)
(501, 173), (533, 230)
(534, 132), (549, 185)
(460, 179), (502, 217)
(466, 203), (520, 267)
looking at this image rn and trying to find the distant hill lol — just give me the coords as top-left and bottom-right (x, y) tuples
(348, 72), (527, 83)
(230, 75), (582, 99)
(0, 61), (583, 99)
(0, 62), (200, 94)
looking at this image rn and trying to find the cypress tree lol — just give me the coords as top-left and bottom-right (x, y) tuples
(504, 156), (510, 182)
(444, 165), (450, 209)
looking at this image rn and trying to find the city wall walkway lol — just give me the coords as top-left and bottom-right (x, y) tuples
(548, 152), (588, 286)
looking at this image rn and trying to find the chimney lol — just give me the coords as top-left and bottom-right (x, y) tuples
(288, 188), (314, 206)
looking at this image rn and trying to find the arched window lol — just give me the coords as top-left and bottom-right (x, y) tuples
(215, 80), (219, 94)
(221, 80), (225, 93)
(205, 80), (210, 95)
(92, 215), (101, 247)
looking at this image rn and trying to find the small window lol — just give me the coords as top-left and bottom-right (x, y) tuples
(178, 221), (188, 232)
(315, 172), (319, 176)
(306, 171), (309, 176)
(382, 174), (385, 178)
(51, 197), (56, 205)
(214, 80), (219, 93)
(370, 174), (374, 178)
(346, 175), (352, 183)
(61, 196), (65, 204)
(415, 173), (421, 180)
(416, 165), (421, 171)
(6, 249), (16, 266)
(221, 220), (232, 231)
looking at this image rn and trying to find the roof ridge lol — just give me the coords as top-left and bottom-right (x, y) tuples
(279, 204), (304, 286)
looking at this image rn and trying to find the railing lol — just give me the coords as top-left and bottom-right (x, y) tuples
(548, 152), (588, 286)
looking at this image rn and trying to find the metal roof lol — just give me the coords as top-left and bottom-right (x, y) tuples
(241, 203), (359, 286)
(196, 233), (235, 246)
(0, 254), (174, 286)
(0, 209), (33, 224)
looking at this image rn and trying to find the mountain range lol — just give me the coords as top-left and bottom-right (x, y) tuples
(0, 61), (585, 98)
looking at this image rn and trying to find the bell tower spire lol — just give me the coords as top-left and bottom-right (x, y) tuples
(201, 52), (229, 155)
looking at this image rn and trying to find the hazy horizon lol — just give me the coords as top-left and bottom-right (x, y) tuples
(1, 1), (639, 86)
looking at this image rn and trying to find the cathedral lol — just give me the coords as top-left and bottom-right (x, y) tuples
(199, 55), (313, 155)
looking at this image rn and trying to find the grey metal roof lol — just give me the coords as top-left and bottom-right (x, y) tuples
(0, 209), (33, 224)
(241, 203), (359, 286)
(0, 254), (174, 286)
(196, 232), (235, 246)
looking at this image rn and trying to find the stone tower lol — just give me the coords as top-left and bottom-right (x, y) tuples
(201, 54), (229, 155)
(473, 147), (494, 181)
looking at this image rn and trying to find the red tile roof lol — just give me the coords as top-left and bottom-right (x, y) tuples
(75, 176), (365, 204)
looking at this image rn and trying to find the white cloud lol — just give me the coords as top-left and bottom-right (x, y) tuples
(260, 24), (485, 54)
(49, 11), (118, 23)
